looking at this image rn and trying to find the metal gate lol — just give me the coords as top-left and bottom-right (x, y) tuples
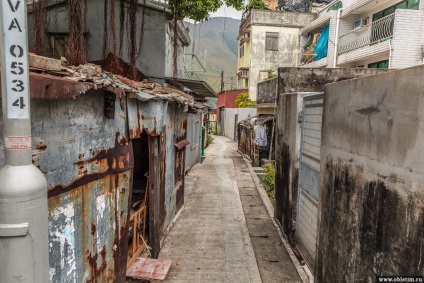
(296, 93), (324, 270)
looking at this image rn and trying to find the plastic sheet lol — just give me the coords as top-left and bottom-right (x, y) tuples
(314, 24), (329, 60)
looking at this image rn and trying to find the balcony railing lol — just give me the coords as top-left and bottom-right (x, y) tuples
(338, 13), (395, 54)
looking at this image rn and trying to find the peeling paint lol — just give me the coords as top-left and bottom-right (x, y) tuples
(49, 203), (77, 282)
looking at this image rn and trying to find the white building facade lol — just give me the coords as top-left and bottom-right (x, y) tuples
(237, 9), (316, 101)
(298, 0), (424, 69)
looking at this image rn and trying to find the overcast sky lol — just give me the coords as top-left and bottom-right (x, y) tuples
(210, 5), (243, 19)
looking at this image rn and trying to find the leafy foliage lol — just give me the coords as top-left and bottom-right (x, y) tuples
(235, 92), (256, 108)
(264, 70), (277, 81)
(207, 134), (214, 145)
(260, 163), (275, 205)
(169, 0), (244, 21)
(246, 0), (267, 10)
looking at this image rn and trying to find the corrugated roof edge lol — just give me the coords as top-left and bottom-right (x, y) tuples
(0, 61), (195, 107)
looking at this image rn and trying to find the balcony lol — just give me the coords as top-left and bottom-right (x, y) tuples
(338, 14), (395, 54)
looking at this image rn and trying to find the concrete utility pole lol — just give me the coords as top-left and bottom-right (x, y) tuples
(221, 70), (224, 92)
(0, 1), (49, 283)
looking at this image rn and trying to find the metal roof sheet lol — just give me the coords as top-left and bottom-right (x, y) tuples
(166, 78), (217, 98)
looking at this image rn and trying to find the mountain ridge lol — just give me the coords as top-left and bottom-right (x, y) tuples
(184, 17), (240, 92)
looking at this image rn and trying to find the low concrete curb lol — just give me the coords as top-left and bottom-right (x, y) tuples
(243, 156), (313, 283)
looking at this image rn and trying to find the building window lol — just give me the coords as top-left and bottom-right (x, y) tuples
(373, 0), (419, 21)
(265, 32), (278, 51)
(240, 42), (245, 58)
(327, 1), (343, 12)
(50, 35), (67, 59)
(368, 60), (389, 69)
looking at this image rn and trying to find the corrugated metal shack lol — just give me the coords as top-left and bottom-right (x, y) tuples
(0, 61), (195, 282)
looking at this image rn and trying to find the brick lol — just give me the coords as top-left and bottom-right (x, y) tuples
(29, 54), (62, 71)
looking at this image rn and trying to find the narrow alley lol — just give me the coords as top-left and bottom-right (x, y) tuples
(159, 136), (303, 283)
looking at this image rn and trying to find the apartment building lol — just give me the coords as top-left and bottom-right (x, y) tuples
(299, 0), (424, 68)
(237, 9), (316, 102)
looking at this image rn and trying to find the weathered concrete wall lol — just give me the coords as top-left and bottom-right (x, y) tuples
(317, 65), (424, 281)
(278, 67), (390, 94)
(249, 25), (299, 100)
(275, 93), (304, 241)
(0, 91), (131, 282)
(257, 78), (278, 104)
(250, 9), (316, 28)
(165, 22), (187, 79)
(216, 89), (248, 122)
(274, 67), (393, 246)
(243, 10), (315, 100)
(28, 1), (169, 82)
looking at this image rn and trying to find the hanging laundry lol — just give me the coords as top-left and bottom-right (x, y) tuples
(255, 125), (268, 147)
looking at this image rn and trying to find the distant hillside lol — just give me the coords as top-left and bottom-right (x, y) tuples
(184, 17), (240, 93)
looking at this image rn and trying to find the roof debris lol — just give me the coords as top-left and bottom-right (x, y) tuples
(25, 54), (197, 107)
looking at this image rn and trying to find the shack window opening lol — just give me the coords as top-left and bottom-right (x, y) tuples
(265, 32), (279, 51)
(50, 35), (67, 59)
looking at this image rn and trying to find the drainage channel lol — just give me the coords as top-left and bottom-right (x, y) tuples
(233, 158), (303, 283)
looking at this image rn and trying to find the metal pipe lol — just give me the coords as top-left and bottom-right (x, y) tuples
(333, 8), (343, 68)
(201, 126), (205, 156)
(0, 2), (49, 282)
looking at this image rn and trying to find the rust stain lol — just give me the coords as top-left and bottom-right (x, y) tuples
(36, 144), (47, 152)
(48, 133), (134, 198)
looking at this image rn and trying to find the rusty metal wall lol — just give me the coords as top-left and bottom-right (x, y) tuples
(127, 99), (188, 244)
(0, 90), (132, 282)
(185, 113), (201, 171)
(163, 103), (187, 235)
(0, 91), (188, 282)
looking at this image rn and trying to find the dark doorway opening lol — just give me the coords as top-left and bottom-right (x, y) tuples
(127, 132), (150, 267)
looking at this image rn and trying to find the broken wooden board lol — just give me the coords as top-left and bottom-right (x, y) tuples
(126, 257), (171, 281)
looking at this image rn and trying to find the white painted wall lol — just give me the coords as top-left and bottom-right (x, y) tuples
(223, 108), (257, 141)
(249, 25), (300, 100)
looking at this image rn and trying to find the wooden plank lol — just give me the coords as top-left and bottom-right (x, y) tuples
(126, 258), (171, 281)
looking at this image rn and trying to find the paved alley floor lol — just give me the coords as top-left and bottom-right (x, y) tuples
(158, 135), (302, 283)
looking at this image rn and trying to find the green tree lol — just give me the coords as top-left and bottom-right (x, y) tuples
(246, 0), (266, 10)
(235, 92), (256, 108)
(169, 0), (244, 21)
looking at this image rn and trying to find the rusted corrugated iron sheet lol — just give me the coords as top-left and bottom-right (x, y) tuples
(0, 92), (133, 283)
(127, 99), (169, 138)
(48, 171), (130, 282)
(0, 67), (193, 282)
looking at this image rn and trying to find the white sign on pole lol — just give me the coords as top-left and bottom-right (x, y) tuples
(1, 0), (30, 119)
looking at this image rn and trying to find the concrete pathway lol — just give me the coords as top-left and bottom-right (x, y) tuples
(159, 135), (302, 283)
